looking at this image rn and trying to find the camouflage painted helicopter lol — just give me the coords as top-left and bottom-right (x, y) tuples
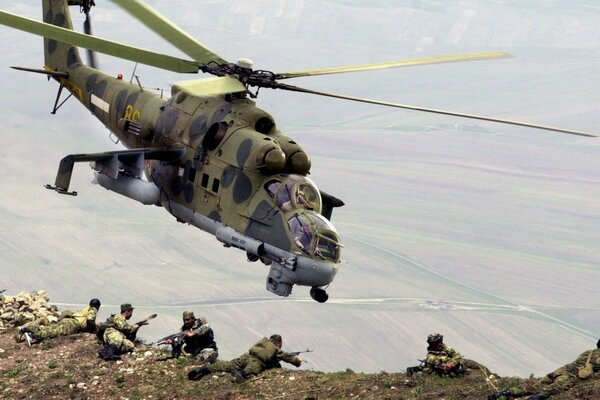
(0, 1), (595, 303)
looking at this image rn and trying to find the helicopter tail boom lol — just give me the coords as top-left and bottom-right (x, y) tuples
(43, 0), (82, 73)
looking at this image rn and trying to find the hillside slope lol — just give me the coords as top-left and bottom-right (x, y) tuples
(1, 332), (599, 399)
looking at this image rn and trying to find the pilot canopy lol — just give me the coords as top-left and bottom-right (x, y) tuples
(265, 174), (321, 213)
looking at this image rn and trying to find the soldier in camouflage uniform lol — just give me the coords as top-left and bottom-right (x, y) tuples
(163, 310), (218, 362)
(490, 340), (600, 400)
(421, 333), (466, 376)
(188, 334), (302, 383)
(102, 303), (140, 356)
(19, 299), (101, 345)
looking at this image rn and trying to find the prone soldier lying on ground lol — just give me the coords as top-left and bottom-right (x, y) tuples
(489, 338), (600, 400)
(188, 334), (304, 383)
(17, 298), (101, 346)
(407, 332), (495, 378)
(155, 310), (218, 362)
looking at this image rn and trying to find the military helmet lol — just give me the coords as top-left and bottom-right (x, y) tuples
(120, 303), (134, 313)
(427, 333), (443, 344)
(270, 334), (282, 344)
(182, 310), (195, 319)
(89, 298), (101, 309)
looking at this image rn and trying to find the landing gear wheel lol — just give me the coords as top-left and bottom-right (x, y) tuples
(310, 287), (329, 303)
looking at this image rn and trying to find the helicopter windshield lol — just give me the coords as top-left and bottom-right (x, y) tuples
(263, 175), (321, 213)
(287, 212), (340, 261)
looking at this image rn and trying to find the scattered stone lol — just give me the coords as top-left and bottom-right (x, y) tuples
(0, 291), (60, 329)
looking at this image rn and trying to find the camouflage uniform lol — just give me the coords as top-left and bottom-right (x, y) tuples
(504, 348), (600, 398)
(207, 337), (301, 377)
(103, 313), (138, 353)
(180, 314), (218, 362)
(28, 305), (98, 340)
(419, 333), (466, 377)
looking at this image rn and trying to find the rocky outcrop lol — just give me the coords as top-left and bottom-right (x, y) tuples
(0, 290), (60, 330)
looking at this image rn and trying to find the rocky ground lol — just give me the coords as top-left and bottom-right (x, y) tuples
(0, 331), (599, 400)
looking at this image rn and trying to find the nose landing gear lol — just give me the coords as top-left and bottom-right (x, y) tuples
(310, 287), (329, 303)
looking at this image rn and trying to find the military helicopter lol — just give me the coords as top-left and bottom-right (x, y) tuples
(0, 1), (595, 303)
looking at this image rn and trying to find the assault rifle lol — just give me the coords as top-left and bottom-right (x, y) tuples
(155, 331), (186, 346)
(154, 331), (188, 359)
(406, 359), (444, 376)
(289, 348), (314, 356)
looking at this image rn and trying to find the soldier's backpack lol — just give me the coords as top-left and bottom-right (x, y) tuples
(95, 314), (115, 343)
(249, 337), (278, 363)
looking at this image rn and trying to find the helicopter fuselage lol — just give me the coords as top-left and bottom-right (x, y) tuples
(47, 53), (341, 301)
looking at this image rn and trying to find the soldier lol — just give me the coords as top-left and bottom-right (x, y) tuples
(100, 303), (140, 359)
(163, 310), (218, 362)
(188, 334), (302, 383)
(489, 340), (600, 400)
(18, 298), (101, 346)
(421, 332), (466, 376)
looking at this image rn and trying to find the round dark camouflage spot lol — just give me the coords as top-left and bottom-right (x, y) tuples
(171, 176), (183, 196)
(86, 74), (98, 93)
(94, 79), (107, 97)
(155, 107), (180, 138)
(54, 13), (66, 28)
(115, 89), (128, 117)
(210, 103), (233, 124)
(221, 166), (237, 189)
(237, 139), (253, 167)
(67, 47), (81, 67)
(184, 182), (194, 203)
(189, 116), (208, 141)
(232, 172), (253, 204)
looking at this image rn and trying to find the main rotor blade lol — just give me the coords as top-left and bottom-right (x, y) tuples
(273, 83), (596, 138)
(110, 0), (227, 65)
(275, 52), (512, 80)
(0, 10), (199, 73)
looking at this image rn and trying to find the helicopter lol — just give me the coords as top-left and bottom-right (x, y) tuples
(0, 1), (596, 303)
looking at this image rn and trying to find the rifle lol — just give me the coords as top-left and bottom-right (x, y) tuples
(154, 331), (187, 359)
(418, 359), (445, 373)
(154, 331), (186, 346)
(289, 348), (313, 356)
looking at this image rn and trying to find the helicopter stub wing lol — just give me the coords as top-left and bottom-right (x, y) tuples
(110, 0), (228, 65)
(0, 10), (199, 73)
(269, 83), (597, 138)
(46, 148), (186, 196)
(274, 51), (512, 79)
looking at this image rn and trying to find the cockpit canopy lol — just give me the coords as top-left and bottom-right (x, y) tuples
(287, 212), (341, 262)
(264, 174), (322, 213)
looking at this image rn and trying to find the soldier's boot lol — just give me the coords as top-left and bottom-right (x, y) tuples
(233, 369), (248, 384)
(24, 332), (39, 347)
(14, 327), (27, 343)
(188, 366), (209, 381)
(98, 344), (121, 361)
(526, 394), (548, 400)
(487, 390), (512, 400)
(205, 351), (218, 364)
